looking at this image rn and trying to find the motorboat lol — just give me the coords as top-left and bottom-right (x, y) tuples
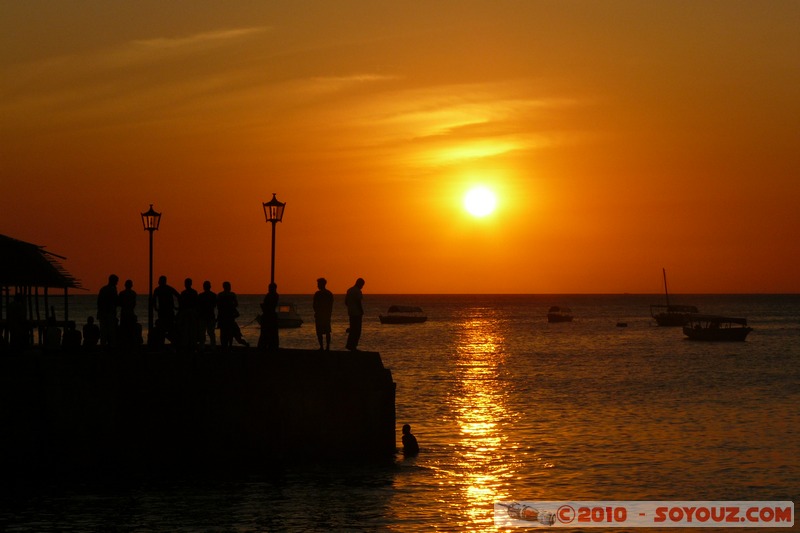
(683, 314), (752, 341)
(277, 302), (303, 328)
(379, 305), (427, 324)
(547, 306), (573, 323)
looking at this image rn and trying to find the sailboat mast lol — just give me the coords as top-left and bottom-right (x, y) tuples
(662, 268), (671, 307)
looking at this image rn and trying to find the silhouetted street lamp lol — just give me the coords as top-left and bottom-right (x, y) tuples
(141, 204), (161, 344)
(262, 193), (286, 285)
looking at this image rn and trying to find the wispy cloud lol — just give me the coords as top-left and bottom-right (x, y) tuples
(131, 27), (267, 53)
(292, 81), (579, 168)
(0, 26), (271, 130)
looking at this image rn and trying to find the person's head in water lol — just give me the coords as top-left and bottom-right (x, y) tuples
(317, 278), (327, 290)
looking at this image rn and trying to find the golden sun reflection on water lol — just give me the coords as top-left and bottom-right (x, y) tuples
(440, 317), (522, 528)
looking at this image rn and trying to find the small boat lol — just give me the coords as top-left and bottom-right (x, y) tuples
(547, 306), (573, 323)
(651, 268), (699, 326)
(277, 302), (303, 328)
(257, 302), (303, 329)
(379, 305), (427, 324)
(683, 314), (752, 342)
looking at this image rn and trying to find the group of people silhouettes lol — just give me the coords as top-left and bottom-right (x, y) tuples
(258, 276), (366, 353)
(93, 274), (248, 351)
(96, 274), (142, 348)
(91, 274), (368, 353)
(311, 276), (366, 352)
(16, 273), (422, 454)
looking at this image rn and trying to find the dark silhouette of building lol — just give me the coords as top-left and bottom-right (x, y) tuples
(0, 235), (82, 351)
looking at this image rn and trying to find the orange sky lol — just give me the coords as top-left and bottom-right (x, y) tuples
(2, 1), (799, 294)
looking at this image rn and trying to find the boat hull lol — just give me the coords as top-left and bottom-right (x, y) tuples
(683, 326), (752, 342)
(379, 315), (427, 324)
(547, 314), (573, 323)
(278, 318), (303, 328)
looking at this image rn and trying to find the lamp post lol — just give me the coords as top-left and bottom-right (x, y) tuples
(262, 193), (286, 285)
(140, 204), (162, 344)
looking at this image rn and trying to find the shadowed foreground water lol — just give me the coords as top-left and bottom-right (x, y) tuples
(1, 294), (797, 531)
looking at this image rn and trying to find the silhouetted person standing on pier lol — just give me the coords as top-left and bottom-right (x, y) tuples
(118, 279), (142, 346)
(153, 275), (180, 343)
(345, 277), (365, 351)
(258, 283), (280, 352)
(217, 281), (248, 348)
(313, 277), (334, 351)
(97, 274), (119, 348)
(177, 278), (199, 350)
(197, 280), (217, 348)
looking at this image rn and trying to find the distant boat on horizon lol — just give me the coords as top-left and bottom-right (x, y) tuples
(379, 305), (427, 324)
(651, 268), (699, 326)
(547, 306), (573, 323)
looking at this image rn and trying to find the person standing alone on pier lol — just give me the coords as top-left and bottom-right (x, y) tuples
(313, 277), (334, 351)
(345, 277), (365, 351)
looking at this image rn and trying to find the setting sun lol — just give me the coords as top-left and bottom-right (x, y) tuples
(464, 186), (497, 217)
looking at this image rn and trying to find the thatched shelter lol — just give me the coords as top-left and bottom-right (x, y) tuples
(1, 234), (82, 348)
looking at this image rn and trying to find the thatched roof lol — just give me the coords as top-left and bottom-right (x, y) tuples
(0, 234), (82, 289)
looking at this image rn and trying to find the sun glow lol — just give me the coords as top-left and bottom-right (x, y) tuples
(464, 186), (497, 217)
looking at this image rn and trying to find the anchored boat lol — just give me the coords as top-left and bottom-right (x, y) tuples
(683, 314), (753, 341)
(379, 306), (427, 324)
(547, 306), (573, 323)
(651, 268), (699, 326)
(277, 302), (303, 328)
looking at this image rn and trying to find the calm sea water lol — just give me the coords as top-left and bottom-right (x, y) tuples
(2, 294), (798, 531)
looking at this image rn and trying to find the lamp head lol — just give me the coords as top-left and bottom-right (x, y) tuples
(262, 193), (286, 223)
(141, 204), (161, 231)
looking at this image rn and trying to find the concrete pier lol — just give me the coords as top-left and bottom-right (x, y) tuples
(0, 348), (396, 479)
